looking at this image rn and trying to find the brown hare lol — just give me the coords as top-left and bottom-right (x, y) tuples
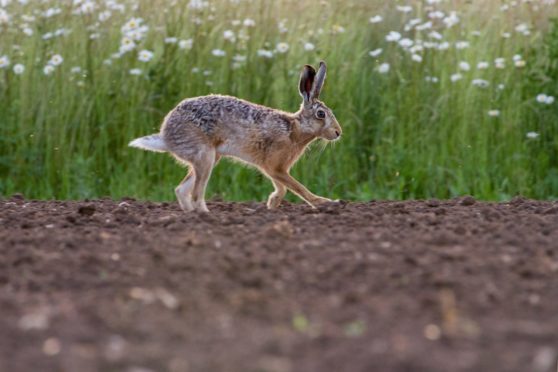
(129, 61), (342, 212)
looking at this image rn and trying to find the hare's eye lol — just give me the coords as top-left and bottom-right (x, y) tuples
(316, 110), (326, 119)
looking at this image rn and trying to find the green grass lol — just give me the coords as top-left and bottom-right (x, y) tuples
(0, 0), (557, 201)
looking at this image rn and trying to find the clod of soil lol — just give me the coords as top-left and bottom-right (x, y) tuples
(1, 198), (557, 372)
(77, 204), (96, 216)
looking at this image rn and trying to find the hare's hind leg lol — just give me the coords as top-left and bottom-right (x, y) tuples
(190, 149), (217, 212)
(175, 168), (195, 211)
(173, 149), (219, 213)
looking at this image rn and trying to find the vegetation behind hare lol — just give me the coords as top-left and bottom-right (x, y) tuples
(129, 61), (342, 212)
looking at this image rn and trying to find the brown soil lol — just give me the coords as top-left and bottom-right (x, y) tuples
(1, 196), (557, 372)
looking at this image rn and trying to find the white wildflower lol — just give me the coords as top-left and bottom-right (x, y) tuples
(43, 8), (62, 18)
(536, 94), (554, 104)
(0, 55), (10, 68)
(188, 0), (209, 9)
(369, 15), (383, 24)
(455, 41), (470, 49)
(429, 10), (445, 19)
(304, 42), (315, 51)
(129, 68), (142, 75)
(257, 49), (274, 58)
(425, 76), (439, 83)
(410, 45), (424, 54)
(377, 63), (390, 74)
(438, 42), (450, 50)
(0, 9), (11, 25)
(243, 18), (255, 27)
(450, 73), (463, 82)
(369, 48), (382, 57)
(459, 61), (470, 71)
(99, 10), (111, 22)
(43, 65), (54, 75)
(48, 54), (63, 66)
(495, 58), (506, 69)
(223, 30), (235, 42)
(526, 132), (539, 139)
(477, 61), (489, 70)
(164, 37), (178, 44)
(13, 63), (24, 74)
(428, 31), (443, 40)
(472, 79), (489, 88)
(399, 38), (413, 48)
(178, 39), (193, 50)
(488, 110), (500, 117)
(276, 42), (289, 53)
(120, 37), (136, 53)
(278, 20), (288, 33)
(211, 49), (226, 57)
(443, 12), (459, 28)
(121, 18), (149, 41)
(76, 1), (96, 15)
(121, 17), (141, 34)
(515, 23), (530, 35)
(71, 66), (82, 74)
(416, 21), (432, 31)
(332, 25), (345, 34)
(138, 49), (153, 62)
(411, 54), (423, 63)
(386, 31), (402, 42)
(396, 5), (413, 13)
(405, 19), (422, 32)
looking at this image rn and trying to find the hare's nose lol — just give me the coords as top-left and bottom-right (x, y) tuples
(335, 130), (340, 138)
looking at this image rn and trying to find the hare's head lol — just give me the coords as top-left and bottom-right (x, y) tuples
(298, 61), (342, 141)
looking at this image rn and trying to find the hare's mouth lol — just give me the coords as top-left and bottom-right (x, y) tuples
(327, 130), (341, 141)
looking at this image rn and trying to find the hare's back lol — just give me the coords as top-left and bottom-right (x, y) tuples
(165, 95), (290, 135)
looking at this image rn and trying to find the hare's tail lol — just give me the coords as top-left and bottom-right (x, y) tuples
(129, 134), (168, 153)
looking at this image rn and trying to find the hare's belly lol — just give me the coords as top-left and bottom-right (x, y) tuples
(216, 142), (255, 164)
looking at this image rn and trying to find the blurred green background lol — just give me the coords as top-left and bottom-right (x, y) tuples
(1, 0), (557, 201)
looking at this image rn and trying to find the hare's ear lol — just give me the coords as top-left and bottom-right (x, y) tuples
(310, 61), (327, 101)
(299, 64), (316, 106)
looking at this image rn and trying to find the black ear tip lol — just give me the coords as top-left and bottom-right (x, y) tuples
(303, 64), (316, 73)
(319, 60), (327, 68)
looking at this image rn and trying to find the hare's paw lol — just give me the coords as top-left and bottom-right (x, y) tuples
(267, 198), (282, 209)
(177, 196), (194, 212)
(267, 193), (284, 209)
(311, 196), (333, 206)
(192, 199), (210, 213)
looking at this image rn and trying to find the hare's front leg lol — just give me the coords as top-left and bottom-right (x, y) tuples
(269, 171), (331, 208)
(267, 179), (287, 209)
